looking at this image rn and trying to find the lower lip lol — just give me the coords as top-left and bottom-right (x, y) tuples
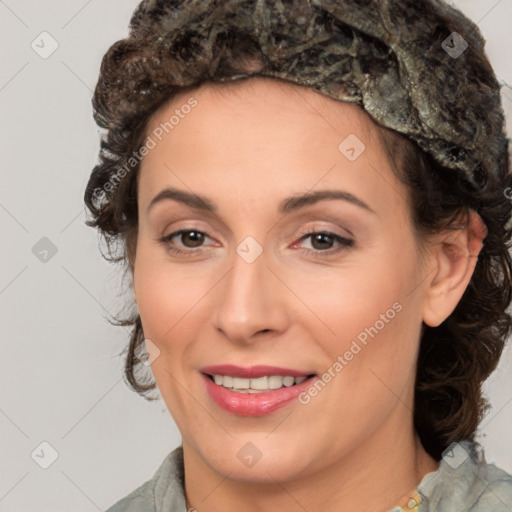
(202, 373), (317, 416)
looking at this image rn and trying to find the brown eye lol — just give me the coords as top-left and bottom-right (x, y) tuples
(296, 230), (354, 257)
(159, 228), (211, 255)
(178, 230), (205, 248)
(309, 233), (335, 250)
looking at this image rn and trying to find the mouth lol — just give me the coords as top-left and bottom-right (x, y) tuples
(200, 367), (318, 416)
(203, 373), (317, 393)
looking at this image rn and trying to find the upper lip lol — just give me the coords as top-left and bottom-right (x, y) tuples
(201, 364), (314, 379)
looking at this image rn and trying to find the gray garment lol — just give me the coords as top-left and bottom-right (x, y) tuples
(105, 440), (512, 511)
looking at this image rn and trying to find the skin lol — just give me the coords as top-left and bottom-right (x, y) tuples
(131, 77), (486, 512)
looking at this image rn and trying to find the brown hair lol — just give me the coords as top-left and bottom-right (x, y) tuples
(84, 0), (512, 461)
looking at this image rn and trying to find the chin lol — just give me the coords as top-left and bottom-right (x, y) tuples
(195, 437), (314, 483)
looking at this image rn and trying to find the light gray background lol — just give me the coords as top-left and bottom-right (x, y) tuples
(1, 1), (511, 510)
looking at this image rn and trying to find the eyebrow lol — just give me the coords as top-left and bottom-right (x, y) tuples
(147, 187), (376, 215)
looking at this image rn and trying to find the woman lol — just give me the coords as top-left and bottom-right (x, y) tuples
(84, 0), (512, 510)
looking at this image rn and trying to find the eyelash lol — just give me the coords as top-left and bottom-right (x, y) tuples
(158, 227), (354, 258)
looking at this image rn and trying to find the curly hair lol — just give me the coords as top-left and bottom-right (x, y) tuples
(84, 0), (512, 461)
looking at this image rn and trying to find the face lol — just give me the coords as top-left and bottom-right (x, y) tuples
(133, 77), (431, 482)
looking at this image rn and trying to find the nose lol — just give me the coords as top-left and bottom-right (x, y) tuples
(213, 245), (289, 345)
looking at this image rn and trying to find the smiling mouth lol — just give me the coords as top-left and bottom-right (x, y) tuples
(204, 373), (317, 393)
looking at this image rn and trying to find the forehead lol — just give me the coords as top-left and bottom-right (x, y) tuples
(148, 76), (377, 140)
(137, 76), (409, 226)
(141, 77), (384, 182)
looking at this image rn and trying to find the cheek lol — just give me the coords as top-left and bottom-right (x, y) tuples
(133, 241), (216, 353)
(294, 237), (422, 367)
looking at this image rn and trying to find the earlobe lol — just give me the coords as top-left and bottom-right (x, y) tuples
(422, 210), (487, 327)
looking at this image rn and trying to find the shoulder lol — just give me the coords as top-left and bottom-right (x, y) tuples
(105, 484), (155, 512)
(418, 440), (512, 512)
(469, 462), (512, 512)
(105, 445), (186, 512)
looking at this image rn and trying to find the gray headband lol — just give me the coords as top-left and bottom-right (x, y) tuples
(120, 0), (509, 190)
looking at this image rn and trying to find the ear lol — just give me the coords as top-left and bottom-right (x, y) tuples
(422, 210), (487, 327)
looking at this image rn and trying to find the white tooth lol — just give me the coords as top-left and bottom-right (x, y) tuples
(250, 376), (269, 390)
(268, 376), (284, 389)
(282, 376), (295, 387)
(233, 377), (250, 389)
(222, 375), (234, 388)
(214, 374), (305, 391)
